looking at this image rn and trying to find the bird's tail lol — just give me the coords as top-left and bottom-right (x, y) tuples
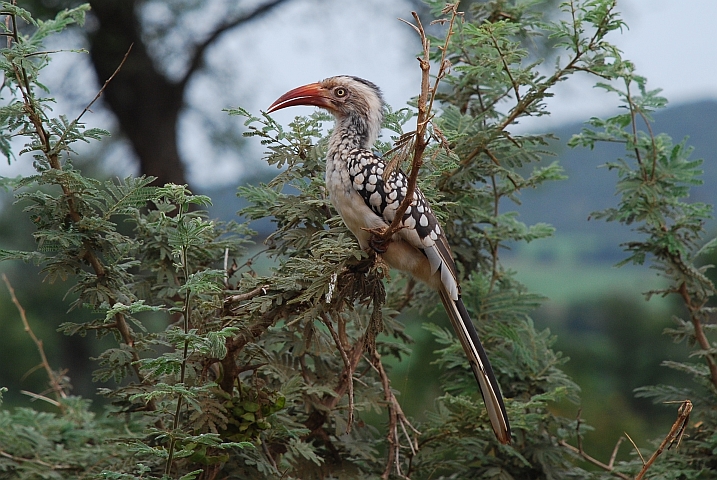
(438, 288), (511, 444)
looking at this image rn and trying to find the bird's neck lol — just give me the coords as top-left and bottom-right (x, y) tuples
(327, 112), (380, 157)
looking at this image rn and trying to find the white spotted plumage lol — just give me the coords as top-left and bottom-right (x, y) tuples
(268, 75), (511, 445)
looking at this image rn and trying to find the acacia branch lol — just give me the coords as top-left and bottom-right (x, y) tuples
(375, 5), (460, 244)
(678, 280), (717, 390)
(464, 0), (618, 166)
(4, 13), (153, 404)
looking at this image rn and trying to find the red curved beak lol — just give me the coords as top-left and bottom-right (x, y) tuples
(267, 82), (334, 113)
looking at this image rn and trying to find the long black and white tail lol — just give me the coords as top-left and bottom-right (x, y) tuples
(438, 288), (511, 444)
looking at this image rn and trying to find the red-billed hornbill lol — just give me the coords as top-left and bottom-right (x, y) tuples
(268, 76), (511, 444)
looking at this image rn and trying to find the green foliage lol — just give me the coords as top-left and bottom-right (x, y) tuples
(569, 64), (717, 477)
(0, 1), (715, 479)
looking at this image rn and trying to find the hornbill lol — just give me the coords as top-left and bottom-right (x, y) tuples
(268, 76), (511, 444)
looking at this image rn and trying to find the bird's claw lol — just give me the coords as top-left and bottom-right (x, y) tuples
(366, 228), (391, 254)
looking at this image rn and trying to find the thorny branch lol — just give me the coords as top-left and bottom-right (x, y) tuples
(373, 4), (461, 245)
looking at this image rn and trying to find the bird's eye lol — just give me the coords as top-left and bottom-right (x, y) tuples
(334, 87), (347, 98)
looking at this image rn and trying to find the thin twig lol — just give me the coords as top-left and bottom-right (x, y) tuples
(488, 28), (520, 102)
(3, 274), (67, 404)
(625, 83), (645, 178)
(322, 313), (355, 434)
(73, 44), (133, 127)
(608, 436), (625, 468)
(20, 390), (61, 407)
(558, 440), (631, 480)
(635, 400), (692, 480)
(559, 407), (630, 479)
(374, 5), (460, 245)
(624, 432), (645, 465)
(225, 284), (270, 305)
(0, 449), (72, 470)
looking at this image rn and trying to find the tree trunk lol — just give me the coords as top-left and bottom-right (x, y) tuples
(88, 0), (188, 187)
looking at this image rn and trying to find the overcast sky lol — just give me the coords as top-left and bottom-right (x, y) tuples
(3, 0), (717, 187)
(243, 0), (717, 121)
(544, 0), (717, 125)
(184, 0), (717, 186)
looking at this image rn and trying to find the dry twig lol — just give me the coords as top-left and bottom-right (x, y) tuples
(372, 4), (461, 246)
(559, 408), (630, 480)
(225, 284), (270, 305)
(634, 400), (692, 480)
(561, 399), (693, 479)
(558, 440), (630, 480)
(3, 274), (67, 405)
(369, 350), (420, 480)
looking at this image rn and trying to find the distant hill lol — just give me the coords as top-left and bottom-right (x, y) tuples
(508, 99), (717, 263)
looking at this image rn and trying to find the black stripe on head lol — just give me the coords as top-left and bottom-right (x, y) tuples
(350, 76), (384, 105)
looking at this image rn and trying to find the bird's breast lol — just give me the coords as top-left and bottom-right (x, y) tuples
(325, 154), (387, 249)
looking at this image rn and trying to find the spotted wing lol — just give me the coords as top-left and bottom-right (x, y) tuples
(346, 148), (460, 299)
(346, 148), (511, 443)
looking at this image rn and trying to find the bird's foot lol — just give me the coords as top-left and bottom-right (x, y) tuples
(364, 227), (392, 254)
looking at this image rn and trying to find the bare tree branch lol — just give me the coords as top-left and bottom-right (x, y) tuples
(3, 274), (68, 405)
(179, 0), (295, 89)
(635, 400), (692, 480)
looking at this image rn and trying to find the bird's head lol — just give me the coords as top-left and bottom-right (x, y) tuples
(268, 76), (384, 148)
